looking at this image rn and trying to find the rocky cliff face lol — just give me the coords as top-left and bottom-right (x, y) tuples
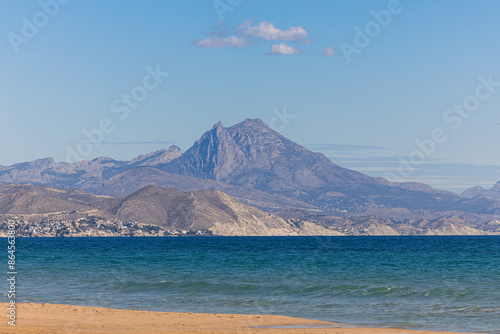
(166, 122), (249, 180)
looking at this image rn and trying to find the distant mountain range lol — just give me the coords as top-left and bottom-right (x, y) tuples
(462, 182), (500, 201)
(1, 118), (500, 235)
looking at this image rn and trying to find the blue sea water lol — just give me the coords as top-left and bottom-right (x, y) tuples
(2, 236), (499, 333)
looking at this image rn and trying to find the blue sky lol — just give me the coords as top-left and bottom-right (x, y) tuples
(1, 0), (500, 192)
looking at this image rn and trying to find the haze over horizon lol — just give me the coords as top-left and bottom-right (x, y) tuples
(1, 0), (500, 192)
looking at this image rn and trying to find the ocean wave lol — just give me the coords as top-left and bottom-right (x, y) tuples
(89, 280), (441, 299)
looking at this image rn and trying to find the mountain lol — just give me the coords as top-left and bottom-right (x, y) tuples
(164, 118), (499, 215)
(0, 183), (337, 236)
(0, 146), (182, 191)
(100, 185), (336, 236)
(462, 182), (500, 201)
(1, 118), (499, 219)
(0, 142), (314, 212)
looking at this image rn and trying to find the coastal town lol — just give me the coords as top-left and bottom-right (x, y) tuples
(0, 217), (213, 237)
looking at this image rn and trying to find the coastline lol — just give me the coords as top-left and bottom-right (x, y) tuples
(0, 303), (476, 334)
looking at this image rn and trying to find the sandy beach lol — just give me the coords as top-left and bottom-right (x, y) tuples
(0, 303), (475, 334)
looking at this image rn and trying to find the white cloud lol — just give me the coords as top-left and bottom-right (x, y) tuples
(195, 35), (249, 48)
(242, 21), (309, 41)
(266, 43), (302, 55)
(322, 46), (336, 57)
(195, 20), (311, 53)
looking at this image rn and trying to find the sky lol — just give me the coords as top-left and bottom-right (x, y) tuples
(1, 0), (500, 192)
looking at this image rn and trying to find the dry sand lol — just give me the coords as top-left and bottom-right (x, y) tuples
(0, 303), (474, 334)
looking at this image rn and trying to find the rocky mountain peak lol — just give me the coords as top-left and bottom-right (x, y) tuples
(130, 145), (182, 166)
(167, 118), (314, 180)
(13, 157), (56, 171)
(462, 184), (497, 200)
(461, 185), (484, 196)
(239, 118), (268, 127)
(213, 121), (224, 129)
(491, 182), (500, 191)
(92, 156), (114, 162)
(228, 118), (274, 137)
(167, 121), (249, 180)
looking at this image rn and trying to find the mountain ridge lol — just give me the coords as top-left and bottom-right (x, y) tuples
(0, 183), (339, 236)
(163, 119), (500, 216)
(1, 118), (499, 220)
(462, 182), (500, 201)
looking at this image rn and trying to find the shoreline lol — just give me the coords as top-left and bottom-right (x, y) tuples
(0, 303), (476, 334)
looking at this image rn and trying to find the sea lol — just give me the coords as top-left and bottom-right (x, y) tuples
(2, 236), (499, 333)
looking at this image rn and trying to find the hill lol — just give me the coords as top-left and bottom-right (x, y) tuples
(0, 183), (337, 236)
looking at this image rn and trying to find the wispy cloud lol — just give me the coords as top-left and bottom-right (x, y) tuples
(240, 21), (309, 41)
(306, 143), (500, 191)
(322, 46), (336, 57)
(95, 140), (175, 146)
(307, 144), (388, 152)
(266, 43), (302, 55)
(321, 152), (500, 193)
(195, 35), (249, 48)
